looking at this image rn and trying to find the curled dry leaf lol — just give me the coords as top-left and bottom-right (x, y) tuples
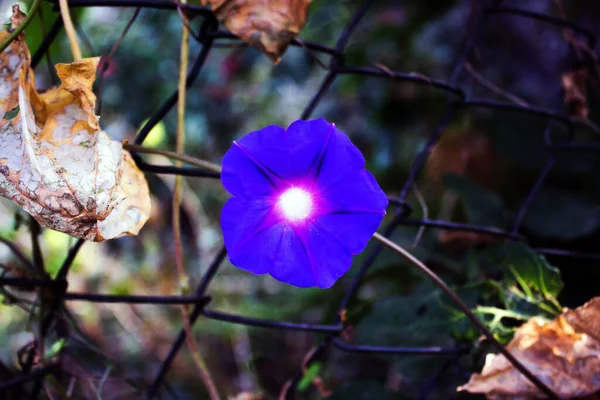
(0, 12), (150, 241)
(200, 0), (312, 62)
(458, 297), (600, 399)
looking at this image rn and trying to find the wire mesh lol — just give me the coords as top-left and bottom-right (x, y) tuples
(0, 0), (599, 398)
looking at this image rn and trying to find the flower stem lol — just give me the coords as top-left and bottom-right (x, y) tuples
(0, 0), (42, 54)
(371, 232), (558, 400)
(58, 0), (82, 60)
(123, 143), (222, 174)
(172, 7), (220, 400)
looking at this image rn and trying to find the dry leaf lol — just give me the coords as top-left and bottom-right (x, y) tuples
(200, 0), (312, 62)
(0, 10), (150, 241)
(0, 11), (28, 121)
(458, 297), (600, 399)
(561, 68), (589, 119)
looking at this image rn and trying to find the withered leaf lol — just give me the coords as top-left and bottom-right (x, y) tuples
(0, 12), (150, 242)
(200, 0), (312, 63)
(458, 297), (600, 399)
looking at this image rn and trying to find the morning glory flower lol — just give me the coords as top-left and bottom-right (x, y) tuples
(220, 118), (388, 288)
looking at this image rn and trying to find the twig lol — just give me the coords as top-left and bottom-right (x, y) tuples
(371, 232), (559, 400)
(0, 236), (40, 275)
(29, 216), (45, 271)
(175, 3), (202, 43)
(410, 184), (427, 249)
(123, 143), (222, 174)
(96, 366), (112, 400)
(97, 7), (141, 114)
(58, 0), (83, 60)
(74, 23), (95, 55)
(37, 6), (58, 85)
(172, 5), (220, 400)
(0, 1), (42, 54)
(465, 62), (529, 107)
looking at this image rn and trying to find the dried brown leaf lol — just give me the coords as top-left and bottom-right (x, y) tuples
(563, 297), (600, 344)
(0, 11), (150, 241)
(458, 297), (600, 399)
(0, 31), (29, 121)
(200, 0), (312, 62)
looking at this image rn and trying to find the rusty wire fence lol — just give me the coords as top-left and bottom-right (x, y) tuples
(0, 0), (599, 399)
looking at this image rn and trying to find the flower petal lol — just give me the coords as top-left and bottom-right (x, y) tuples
(320, 169), (389, 214)
(283, 118), (334, 178)
(314, 212), (383, 254)
(221, 135), (282, 199)
(315, 124), (366, 189)
(221, 198), (280, 274)
(232, 124), (292, 180)
(269, 225), (315, 288)
(269, 223), (353, 288)
(297, 223), (354, 288)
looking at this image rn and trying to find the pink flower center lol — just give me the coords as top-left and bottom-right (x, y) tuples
(278, 187), (312, 221)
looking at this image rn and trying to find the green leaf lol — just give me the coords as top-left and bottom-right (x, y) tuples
(477, 242), (562, 301)
(45, 338), (67, 359)
(329, 381), (400, 400)
(356, 281), (496, 349)
(523, 188), (600, 240)
(473, 303), (543, 344)
(356, 290), (451, 348)
(443, 174), (512, 228)
(297, 362), (321, 392)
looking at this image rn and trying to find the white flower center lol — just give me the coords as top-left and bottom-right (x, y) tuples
(278, 188), (312, 221)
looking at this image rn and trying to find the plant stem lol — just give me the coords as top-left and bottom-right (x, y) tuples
(172, 6), (220, 400)
(371, 232), (558, 400)
(58, 0), (82, 60)
(0, 0), (42, 54)
(123, 143), (222, 174)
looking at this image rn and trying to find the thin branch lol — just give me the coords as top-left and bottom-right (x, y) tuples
(371, 232), (559, 400)
(97, 7), (141, 114)
(465, 62), (530, 107)
(410, 185), (427, 249)
(123, 143), (222, 174)
(0, 236), (39, 275)
(172, 7), (220, 400)
(58, 0), (83, 60)
(37, 6), (58, 85)
(29, 216), (45, 272)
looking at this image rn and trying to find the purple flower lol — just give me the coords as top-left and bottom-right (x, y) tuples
(220, 118), (388, 288)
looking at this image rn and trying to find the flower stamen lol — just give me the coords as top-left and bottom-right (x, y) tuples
(278, 187), (312, 221)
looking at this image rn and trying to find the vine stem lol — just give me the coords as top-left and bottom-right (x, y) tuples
(172, 5), (220, 400)
(371, 232), (558, 400)
(0, 1), (42, 53)
(123, 143), (222, 174)
(58, 0), (82, 60)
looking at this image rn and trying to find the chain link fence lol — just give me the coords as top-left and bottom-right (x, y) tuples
(0, 0), (599, 398)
